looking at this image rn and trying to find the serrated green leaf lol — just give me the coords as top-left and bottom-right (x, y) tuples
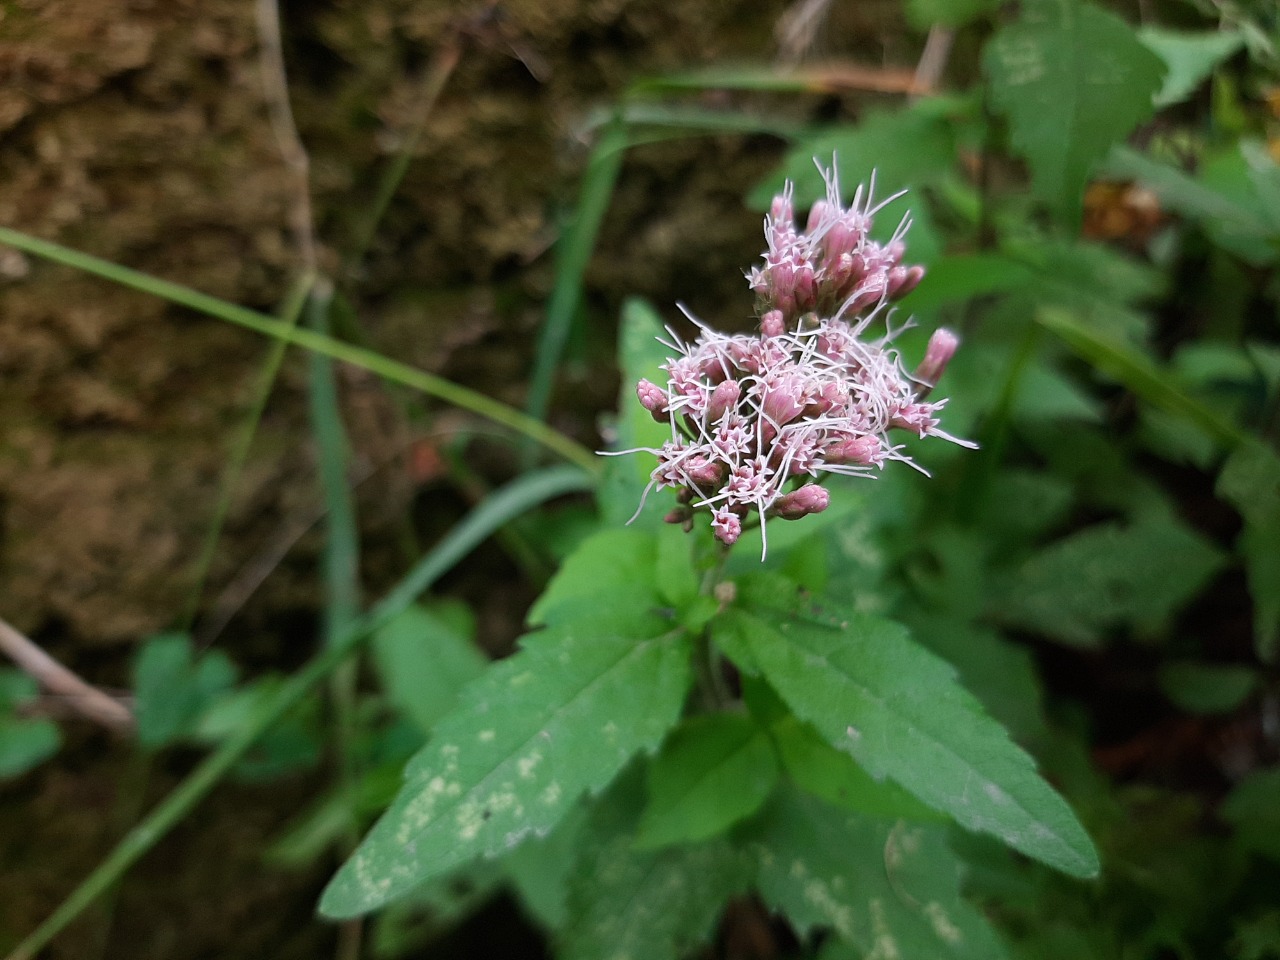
(599, 298), (675, 530)
(0, 714), (60, 779)
(992, 515), (1226, 647)
(319, 611), (693, 917)
(1138, 28), (1244, 107)
(985, 2), (1165, 222)
(561, 777), (754, 960)
(715, 595), (1098, 878)
(133, 632), (238, 749)
(527, 528), (660, 628)
(750, 787), (1009, 958)
(769, 714), (942, 821)
(371, 603), (487, 734)
(1159, 661), (1258, 714)
(635, 713), (779, 849)
(1218, 441), (1280, 662)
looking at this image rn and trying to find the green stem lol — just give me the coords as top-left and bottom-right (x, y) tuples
(5, 466), (592, 960)
(0, 227), (599, 475)
(692, 543), (734, 710)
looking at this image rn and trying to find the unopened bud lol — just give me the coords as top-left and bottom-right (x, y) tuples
(889, 264), (925, 300)
(759, 309), (786, 338)
(826, 434), (882, 466)
(636, 379), (669, 421)
(711, 508), (743, 545)
(706, 379), (741, 423)
(772, 484), (830, 520)
(913, 328), (958, 389)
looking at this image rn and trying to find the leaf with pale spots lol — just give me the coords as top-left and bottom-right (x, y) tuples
(985, 1), (1165, 224)
(560, 774), (755, 960)
(714, 582), (1099, 878)
(750, 787), (1009, 959)
(319, 601), (693, 918)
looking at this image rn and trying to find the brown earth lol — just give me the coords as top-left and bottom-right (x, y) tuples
(0, 0), (913, 955)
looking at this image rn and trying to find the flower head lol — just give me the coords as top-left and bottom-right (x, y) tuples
(608, 160), (972, 558)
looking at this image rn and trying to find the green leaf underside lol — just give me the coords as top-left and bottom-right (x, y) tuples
(636, 713), (779, 849)
(751, 788), (1008, 958)
(985, 2), (1165, 219)
(320, 612), (693, 917)
(715, 590), (1098, 878)
(562, 812), (752, 960)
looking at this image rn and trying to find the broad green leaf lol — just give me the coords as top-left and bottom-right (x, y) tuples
(985, 2), (1165, 222)
(0, 714), (60, 779)
(749, 787), (1009, 958)
(635, 713), (779, 849)
(371, 602), (487, 734)
(132, 632), (238, 749)
(715, 592), (1098, 878)
(1218, 439), (1280, 662)
(1159, 661), (1258, 714)
(561, 781), (753, 960)
(768, 713), (941, 821)
(527, 528), (660, 628)
(598, 298), (674, 530)
(1221, 767), (1280, 862)
(992, 514), (1226, 647)
(319, 608), (693, 917)
(1138, 28), (1244, 106)
(905, 618), (1047, 742)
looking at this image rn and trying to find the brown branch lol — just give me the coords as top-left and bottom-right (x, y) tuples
(0, 617), (134, 734)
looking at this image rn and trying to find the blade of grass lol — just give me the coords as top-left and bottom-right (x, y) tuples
(0, 226), (597, 475)
(1037, 306), (1248, 449)
(523, 112), (628, 439)
(5, 464), (592, 960)
(180, 271), (316, 632)
(306, 281), (365, 960)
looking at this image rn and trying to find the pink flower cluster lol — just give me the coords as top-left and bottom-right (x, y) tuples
(619, 163), (970, 556)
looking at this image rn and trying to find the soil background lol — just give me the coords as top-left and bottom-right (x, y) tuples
(0, 0), (920, 956)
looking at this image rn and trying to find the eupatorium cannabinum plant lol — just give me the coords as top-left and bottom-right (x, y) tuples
(320, 162), (1098, 960)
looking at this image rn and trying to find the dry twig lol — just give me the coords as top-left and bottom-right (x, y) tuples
(0, 616), (134, 733)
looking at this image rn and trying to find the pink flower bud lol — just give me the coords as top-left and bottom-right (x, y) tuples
(759, 309), (786, 338)
(844, 275), (886, 315)
(636, 379), (669, 421)
(711, 507), (742, 545)
(913, 328), (958, 388)
(826, 434), (882, 466)
(772, 483), (830, 520)
(706, 379), (741, 423)
(806, 200), (832, 233)
(762, 377), (806, 426)
(888, 264), (925, 300)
